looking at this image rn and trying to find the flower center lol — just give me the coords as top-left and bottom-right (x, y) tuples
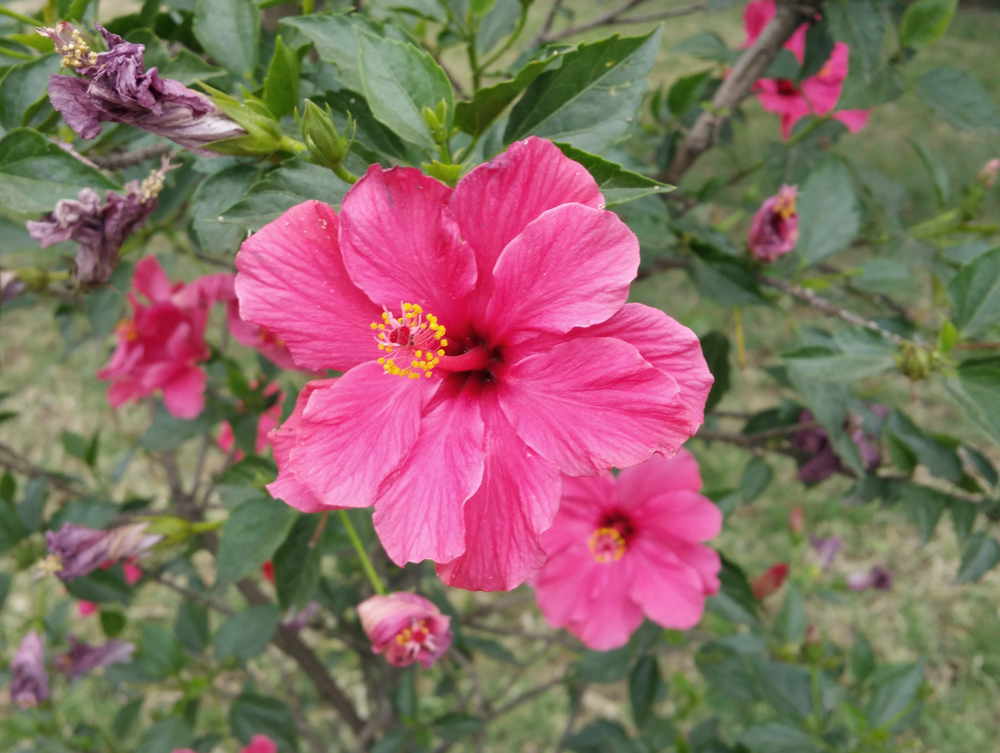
(395, 618), (435, 660)
(589, 527), (627, 563)
(55, 26), (99, 69)
(775, 193), (797, 220)
(371, 303), (447, 379)
(776, 79), (799, 96)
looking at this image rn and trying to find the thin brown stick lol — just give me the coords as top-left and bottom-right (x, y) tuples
(0, 441), (88, 497)
(542, 1), (707, 42)
(530, 0), (564, 47)
(663, 0), (825, 183)
(757, 273), (905, 345)
(90, 144), (175, 170)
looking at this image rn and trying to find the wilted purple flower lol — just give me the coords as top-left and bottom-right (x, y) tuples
(54, 636), (135, 679)
(809, 535), (843, 570)
(282, 602), (322, 634)
(27, 158), (171, 285)
(748, 185), (799, 263)
(1, 271), (26, 305)
(43, 522), (161, 581)
(847, 564), (893, 591)
(11, 631), (49, 708)
(39, 23), (245, 154)
(790, 407), (885, 483)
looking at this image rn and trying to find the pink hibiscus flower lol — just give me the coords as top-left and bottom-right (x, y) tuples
(747, 184), (799, 262)
(744, 0), (870, 139)
(96, 257), (231, 419)
(357, 592), (452, 668)
(236, 137), (713, 591)
(218, 381), (285, 458)
(533, 450), (722, 650)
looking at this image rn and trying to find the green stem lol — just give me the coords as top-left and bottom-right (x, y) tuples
(456, 132), (482, 164)
(278, 135), (309, 154)
(334, 164), (359, 184)
(302, 0), (315, 13)
(467, 37), (481, 93)
(338, 510), (386, 596)
(478, 4), (529, 71)
(0, 5), (41, 26)
(0, 48), (35, 60)
(785, 115), (829, 146)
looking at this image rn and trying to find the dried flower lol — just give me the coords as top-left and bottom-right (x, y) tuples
(748, 185), (799, 262)
(27, 158), (171, 285)
(11, 631), (49, 709)
(810, 535), (843, 571)
(54, 636), (135, 679)
(43, 522), (160, 581)
(847, 565), (893, 591)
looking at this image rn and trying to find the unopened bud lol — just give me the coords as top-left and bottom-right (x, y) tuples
(201, 85), (284, 158)
(977, 158), (999, 190)
(788, 506), (804, 536)
(895, 342), (932, 381)
(422, 100), (449, 144)
(301, 100), (353, 170)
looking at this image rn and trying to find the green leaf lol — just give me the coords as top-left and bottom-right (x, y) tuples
(900, 0), (957, 50)
(139, 623), (185, 680)
(916, 67), (1000, 132)
(866, 662), (924, 730)
(756, 661), (814, 719)
(17, 478), (45, 532)
(158, 48), (228, 85)
(773, 584), (806, 643)
(193, 0), (260, 78)
(0, 55), (61, 130)
(740, 456), (773, 505)
(563, 720), (637, 753)
(707, 556), (760, 625)
(695, 636), (763, 702)
(455, 51), (559, 136)
(784, 375), (862, 471)
(0, 573), (11, 614)
(220, 159), (352, 233)
(356, 30), (453, 151)
(263, 36), (300, 119)
(783, 351), (895, 382)
(230, 693), (299, 752)
(948, 247), (1000, 338)
(65, 568), (132, 605)
(553, 142), (670, 206)
(0, 499), (26, 553)
(909, 139), (950, 207)
(739, 723), (820, 753)
(956, 532), (1000, 584)
(900, 484), (946, 544)
(690, 255), (769, 307)
(667, 69), (714, 118)
(100, 609), (126, 638)
(432, 712), (485, 742)
(0, 128), (120, 214)
(670, 30), (736, 63)
(851, 632), (875, 682)
(273, 515), (322, 611)
(576, 645), (631, 683)
(140, 402), (225, 451)
(884, 410), (962, 482)
(700, 331), (730, 413)
(460, 634), (519, 665)
(628, 655), (661, 728)
(947, 357), (1000, 447)
(215, 604), (280, 664)
(214, 496), (298, 591)
(191, 164), (261, 254)
(136, 717), (193, 753)
(112, 697), (144, 740)
(174, 600), (210, 654)
(61, 430), (89, 462)
(504, 28), (662, 153)
(796, 158), (860, 264)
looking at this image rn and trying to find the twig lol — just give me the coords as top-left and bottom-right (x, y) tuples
(150, 570), (235, 617)
(757, 273), (905, 345)
(0, 441), (89, 497)
(635, 255), (689, 280)
(530, 0), (564, 47)
(663, 0), (825, 183)
(90, 144), (175, 170)
(743, 419), (819, 442)
(554, 683), (584, 753)
(487, 677), (564, 718)
(465, 590), (534, 618)
(464, 620), (579, 648)
(542, 1), (707, 42)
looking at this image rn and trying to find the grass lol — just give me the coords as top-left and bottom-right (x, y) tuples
(2, 2), (1000, 752)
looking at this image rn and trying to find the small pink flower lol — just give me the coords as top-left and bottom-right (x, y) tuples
(744, 0), (870, 140)
(752, 562), (788, 600)
(11, 631), (49, 708)
(357, 593), (452, 668)
(534, 450), (722, 650)
(96, 257), (233, 418)
(122, 560), (142, 585)
(237, 137), (713, 591)
(77, 600), (98, 617)
(748, 185), (799, 262)
(218, 381), (285, 458)
(173, 735), (276, 753)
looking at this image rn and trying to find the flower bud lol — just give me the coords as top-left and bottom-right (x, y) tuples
(357, 592), (452, 669)
(976, 158), (999, 190)
(748, 185), (799, 263)
(422, 99), (449, 144)
(895, 341), (932, 381)
(751, 562), (788, 600)
(300, 99), (354, 170)
(201, 85), (285, 158)
(788, 506), (804, 535)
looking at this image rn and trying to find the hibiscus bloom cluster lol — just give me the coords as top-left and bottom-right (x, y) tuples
(235, 137), (715, 594)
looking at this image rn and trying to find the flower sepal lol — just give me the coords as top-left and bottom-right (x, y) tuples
(299, 99), (354, 170)
(199, 84), (285, 158)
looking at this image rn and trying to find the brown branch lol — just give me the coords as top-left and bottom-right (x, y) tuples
(757, 273), (905, 345)
(541, 1), (707, 42)
(530, 0), (564, 47)
(90, 144), (175, 170)
(662, 0), (825, 184)
(0, 441), (89, 497)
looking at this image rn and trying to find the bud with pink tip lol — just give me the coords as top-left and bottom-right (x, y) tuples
(357, 593), (452, 669)
(976, 158), (1000, 190)
(748, 185), (799, 263)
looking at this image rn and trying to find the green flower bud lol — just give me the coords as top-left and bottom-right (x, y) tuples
(895, 342), (932, 381)
(301, 99), (354, 170)
(200, 85), (285, 158)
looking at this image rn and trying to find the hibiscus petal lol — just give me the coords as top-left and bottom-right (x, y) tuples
(448, 137), (603, 278)
(558, 560), (644, 651)
(487, 204), (638, 340)
(160, 367), (206, 419)
(435, 388), (560, 591)
(833, 108), (871, 133)
(290, 362), (436, 509)
(563, 304), (713, 431)
(132, 256), (173, 303)
(373, 379), (486, 567)
(339, 166), (476, 327)
(267, 379), (338, 513)
(235, 201), (382, 372)
(499, 337), (690, 476)
(616, 448), (703, 502)
(636, 490), (723, 542)
(629, 543), (710, 630)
